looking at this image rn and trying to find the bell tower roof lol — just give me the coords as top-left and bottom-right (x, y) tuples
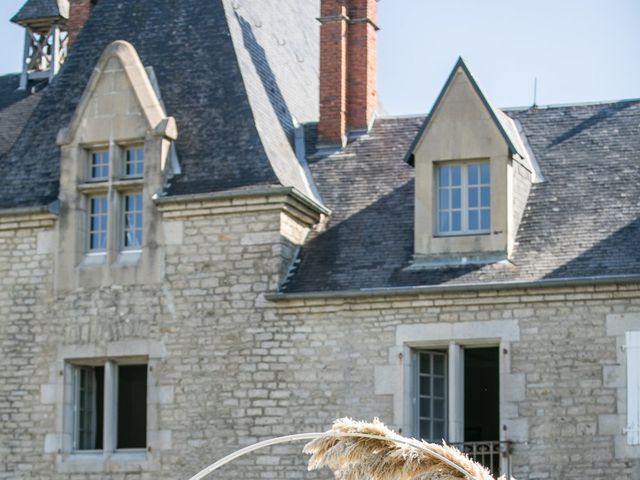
(11, 0), (69, 30)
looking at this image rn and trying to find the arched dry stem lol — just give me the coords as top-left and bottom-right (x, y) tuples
(304, 418), (501, 480)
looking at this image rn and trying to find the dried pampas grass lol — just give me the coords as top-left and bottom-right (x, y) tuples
(304, 418), (501, 480)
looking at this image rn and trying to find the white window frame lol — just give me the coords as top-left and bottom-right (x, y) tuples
(79, 142), (145, 258)
(122, 192), (144, 251)
(435, 161), (491, 236)
(412, 343), (466, 444)
(87, 195), (108, 254)
(415, 350), (449, 442)
(123, 145), (145, 179)
(88, 149), (110, 182)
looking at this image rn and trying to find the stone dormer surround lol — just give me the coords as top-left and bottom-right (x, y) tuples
(55, 40), (178, 291)
(407, 58), (540, 266)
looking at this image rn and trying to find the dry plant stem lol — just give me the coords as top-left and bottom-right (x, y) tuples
(188, 431), (492, 480)
(303, 419), (497, 480)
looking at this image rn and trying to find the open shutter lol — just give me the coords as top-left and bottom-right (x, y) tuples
(626, 331), (640, 445)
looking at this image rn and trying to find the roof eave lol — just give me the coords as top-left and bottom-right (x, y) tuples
(266, 274), (640, 302)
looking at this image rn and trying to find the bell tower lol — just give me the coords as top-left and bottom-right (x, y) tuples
(11, 0), (70, 90)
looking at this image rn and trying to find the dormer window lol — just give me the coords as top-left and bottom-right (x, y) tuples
(436, 162), (490, 236)
(123, 193), (143, 249)
(55, 40), (178, 289)
(88, 196), (108, 252)
(406, 58), (539, 264)
(90, 150), (110, 181)
(81, 144), (145, 257)
(124, 145), (144, 178)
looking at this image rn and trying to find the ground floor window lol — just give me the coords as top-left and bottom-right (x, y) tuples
(417, 351), (447, 442)
(70, 361), (147, 452)
(415, 346), (499, 444)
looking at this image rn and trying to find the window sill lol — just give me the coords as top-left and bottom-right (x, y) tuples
(433, 231), (491, 238)
(116, 249), (142, 265)
(81, 252), (107, 267)
(112, 178), (144, 191)
(77, 182), (108, 194)
(58, 450), (149, 474)
(407, 253), (509, 270)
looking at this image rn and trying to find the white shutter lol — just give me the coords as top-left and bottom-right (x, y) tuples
(626, 331), (640, 445)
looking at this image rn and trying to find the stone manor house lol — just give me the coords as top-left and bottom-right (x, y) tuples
(0, 0), (639, 479)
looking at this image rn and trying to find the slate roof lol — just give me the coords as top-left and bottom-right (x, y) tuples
(0, 74), (42, 158)
(282, 100), (640, 293)
(11, 0), (68, 25)
(0, 0), (320, 209)
(1, 2), (639, 291)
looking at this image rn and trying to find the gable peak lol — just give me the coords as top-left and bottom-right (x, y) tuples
(405, 57), (525, 164)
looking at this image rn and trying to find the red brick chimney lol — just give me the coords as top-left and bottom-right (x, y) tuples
(318, 0), (379, 147)
(347, 0), (378, 134)
(68, 0), (96, 47)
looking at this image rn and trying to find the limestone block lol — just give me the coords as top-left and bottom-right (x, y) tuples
(502, 373), (526, 402)
(44, 433), (58, 453)
(598, 413), (624, 435)
(374, 365), (401, 395)
(40, 384), (56, 404)
(503, 418), (528, 442)
(36, 230), (54, 255)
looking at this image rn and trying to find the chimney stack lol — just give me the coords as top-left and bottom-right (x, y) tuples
(68, 0), (96, 47)
(318, 0), (379, 147)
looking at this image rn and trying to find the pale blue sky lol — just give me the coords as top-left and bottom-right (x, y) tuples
(1, 0), (638, 115)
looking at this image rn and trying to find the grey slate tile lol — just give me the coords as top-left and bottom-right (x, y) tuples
(0, 0), (321, 208)
(283, 100), (640, 292)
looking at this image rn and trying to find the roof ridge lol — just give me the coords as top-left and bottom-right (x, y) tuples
(504, 97), (640, 112)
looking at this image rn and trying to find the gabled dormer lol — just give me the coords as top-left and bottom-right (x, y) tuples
(55, 40), (178, 290)
(406, 58), (541, 266)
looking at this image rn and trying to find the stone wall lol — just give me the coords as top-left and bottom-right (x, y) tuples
(1, 203), (639, 480)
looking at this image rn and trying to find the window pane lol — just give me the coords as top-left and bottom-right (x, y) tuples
(438, 189), (449, 210)
(117, 365), (147, 449)
(418, 351), (447, 443)
(451, 166), (462, 186)
(420, 397), (431, 418)
(480, 163), (490, 184)
(481, 187), (491, 207)
(420, 375), (431, 396)
(420, 420), (431, 440)
(439, 212), (449, 233)
(451, 188), (461, 209)
(90, 151), (109, 180)
(420, 354), (431, 374)
(433, 398), (445, 420)
(125, 146), (144, 177)
(123, 193), (143, 249)
(434, 377), (445, 398)
(439, 167), (450, 187)
(433, 355), (445, 375)
(481, 209), (491, 230)
(75, 366), (104, 450)
(433, 421), (445, 441)
(468, 165), (478, 185)
(89, 196), (108, 252)
(469, 210), (479, 231)
(468, 187), (478, 208)
(451, 211), (462, 232)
